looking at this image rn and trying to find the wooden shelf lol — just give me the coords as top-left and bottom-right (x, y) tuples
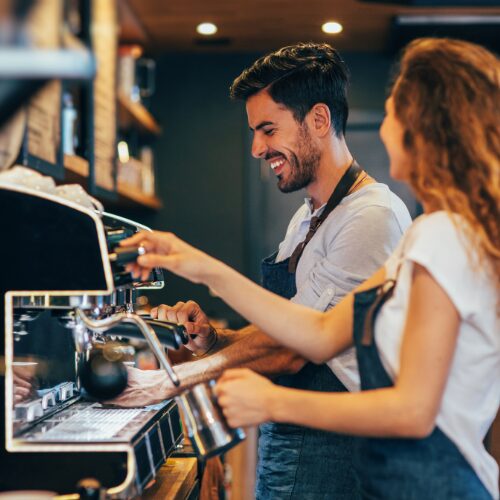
(64, 154), (89, 177)
(118, 0), (151, 45)
(117, 179), (162, 210)
(118, 92), (161, 135)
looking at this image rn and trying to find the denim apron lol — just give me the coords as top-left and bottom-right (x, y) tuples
(255, 252), (359, 500)
(352, 281), (491, 499)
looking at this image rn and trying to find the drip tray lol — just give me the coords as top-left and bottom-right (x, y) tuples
(22, 401), (171, 443)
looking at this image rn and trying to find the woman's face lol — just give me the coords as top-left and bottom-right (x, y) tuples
(380, 96), (411, 182)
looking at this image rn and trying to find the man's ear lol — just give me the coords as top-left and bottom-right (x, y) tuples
(306, 103), (331, 137)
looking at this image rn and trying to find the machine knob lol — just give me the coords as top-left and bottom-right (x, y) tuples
(76, 477), (105, 500)
(15, 400), (44, 422)
(109, 246), (145, 265)
(58, 382), (75, 402)
(106, 228), (134, 248)
(41, 391), (56, 409)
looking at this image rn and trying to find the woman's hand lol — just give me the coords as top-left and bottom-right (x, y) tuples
(119, 230), (218, 285)
(214, 368), (278, 428)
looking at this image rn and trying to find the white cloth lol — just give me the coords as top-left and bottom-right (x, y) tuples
(376, 211), (500, 499)
(276, 183), (412, 391)
(0, 166), (104, 212)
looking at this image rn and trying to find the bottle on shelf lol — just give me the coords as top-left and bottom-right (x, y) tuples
(62, 92), (78, 156)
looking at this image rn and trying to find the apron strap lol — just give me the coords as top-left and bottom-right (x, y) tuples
(361, 280), (396, 346)
(288, 160), (363, 273)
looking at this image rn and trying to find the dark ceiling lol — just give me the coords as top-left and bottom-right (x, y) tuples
(121, 0), (500, 53)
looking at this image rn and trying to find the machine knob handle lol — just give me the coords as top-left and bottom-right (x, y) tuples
(106, 228), (134, 248)
(144, 317), (189, 346)
(106, 318), (188, 350)
(109, 246), (145, 265)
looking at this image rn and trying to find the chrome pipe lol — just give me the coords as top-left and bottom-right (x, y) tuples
(75, 309), (180, 387)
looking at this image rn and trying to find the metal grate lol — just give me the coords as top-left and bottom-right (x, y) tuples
(39, 405), (143, 441)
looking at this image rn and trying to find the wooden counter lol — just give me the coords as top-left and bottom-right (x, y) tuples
(142, 457), (198, 500)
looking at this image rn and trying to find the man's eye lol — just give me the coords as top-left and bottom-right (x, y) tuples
(264, 129), (275, 136)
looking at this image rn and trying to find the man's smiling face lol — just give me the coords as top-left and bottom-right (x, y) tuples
(246, 90), (321, 193)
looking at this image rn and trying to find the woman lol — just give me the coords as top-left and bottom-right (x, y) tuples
(123, 38), (499, 499)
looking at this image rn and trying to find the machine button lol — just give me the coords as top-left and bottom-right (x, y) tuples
(41, 391), (56, 409)
(15, 400), (44, 422)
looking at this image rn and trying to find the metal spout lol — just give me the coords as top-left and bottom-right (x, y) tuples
(75, 309), (180, 387)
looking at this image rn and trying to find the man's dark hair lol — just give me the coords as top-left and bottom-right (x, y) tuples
(230, 42), (350, 137)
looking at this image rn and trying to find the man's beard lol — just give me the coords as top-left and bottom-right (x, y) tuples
(277, 125), (321, 193)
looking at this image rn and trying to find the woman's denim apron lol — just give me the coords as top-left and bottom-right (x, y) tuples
(255, 252), (360, 500)
(352, 281), (491, 499)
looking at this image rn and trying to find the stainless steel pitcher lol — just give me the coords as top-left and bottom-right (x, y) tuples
(176, 380), (246, 458)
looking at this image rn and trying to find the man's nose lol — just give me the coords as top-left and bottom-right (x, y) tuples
(251, 134), (267, 159)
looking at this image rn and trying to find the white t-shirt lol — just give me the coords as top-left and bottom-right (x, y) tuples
(275, 183), (412, 391)
(375, 211), (500, 499)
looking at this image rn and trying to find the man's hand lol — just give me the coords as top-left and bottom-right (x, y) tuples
(214, 368), (278, 428)
(151, 301), (217, 356)
(104, 367), (180, 408)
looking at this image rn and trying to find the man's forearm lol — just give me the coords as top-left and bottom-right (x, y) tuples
(171, 329), (306, 393)
(208, 323), (260, 353)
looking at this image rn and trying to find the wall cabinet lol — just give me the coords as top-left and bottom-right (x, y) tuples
(16, 0), (161, 212)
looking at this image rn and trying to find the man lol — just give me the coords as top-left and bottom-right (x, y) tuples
(113, 42), (412, 499)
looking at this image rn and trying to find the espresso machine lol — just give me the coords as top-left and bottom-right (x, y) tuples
(0, 183), (189, 497)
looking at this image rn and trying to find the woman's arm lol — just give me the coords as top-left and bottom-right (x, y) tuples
(120, 230), (384, 363)
(216, 263), (461, 437)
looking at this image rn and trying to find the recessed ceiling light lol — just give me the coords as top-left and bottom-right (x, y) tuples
(322, 21), (343, 34)
(196, 22), (218, 36)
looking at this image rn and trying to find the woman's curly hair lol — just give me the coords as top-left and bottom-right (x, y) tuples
(392, 38), (500, 295)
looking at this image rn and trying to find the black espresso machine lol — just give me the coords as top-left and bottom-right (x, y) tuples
(0, 183), (190, 497)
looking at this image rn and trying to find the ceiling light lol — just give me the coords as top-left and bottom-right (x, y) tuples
(322, 21), (343, 34)
(196, 22), (218, 36)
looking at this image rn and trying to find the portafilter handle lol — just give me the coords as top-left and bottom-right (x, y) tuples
(105, 318), (189, 350)
(75, 309), (180, 387)
(108, 245), (146, 265)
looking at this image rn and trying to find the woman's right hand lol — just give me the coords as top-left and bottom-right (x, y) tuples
(214, 368), (278, 428)
(120, 230), (219, 285)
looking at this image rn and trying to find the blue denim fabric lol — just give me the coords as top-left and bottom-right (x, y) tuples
(352, 286), (492, 500)
(255, 252), (360, 500)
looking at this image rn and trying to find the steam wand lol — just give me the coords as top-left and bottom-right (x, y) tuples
(75, 309), (180, 387)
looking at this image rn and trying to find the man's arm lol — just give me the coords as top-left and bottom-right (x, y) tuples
(155, 300), (306, 383)
(109, 329), (305, 407)
(108, 302), (305, 407)
(176, 329), (306, 388)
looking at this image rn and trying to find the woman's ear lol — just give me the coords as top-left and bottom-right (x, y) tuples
(307, 103), (331, 137)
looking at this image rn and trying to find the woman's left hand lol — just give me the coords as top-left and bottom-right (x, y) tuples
(214, 368), (278, 428)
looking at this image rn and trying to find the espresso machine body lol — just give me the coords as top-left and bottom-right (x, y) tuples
(0, 184), (183, 497)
